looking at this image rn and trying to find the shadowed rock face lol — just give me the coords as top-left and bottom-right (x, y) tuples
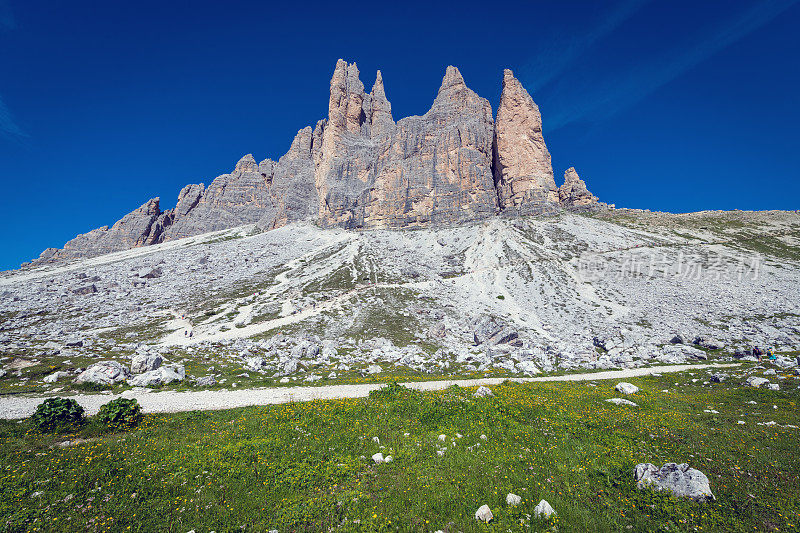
(32, 60), (603, 266)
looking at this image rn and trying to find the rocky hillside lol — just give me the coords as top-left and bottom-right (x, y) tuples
(2, 209), (798, 395)
(33, 60), (602, 265)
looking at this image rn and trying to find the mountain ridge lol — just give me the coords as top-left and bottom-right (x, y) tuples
(32, 60), (604, 266)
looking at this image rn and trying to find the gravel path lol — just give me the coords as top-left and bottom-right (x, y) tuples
(0, 363), (739, 419)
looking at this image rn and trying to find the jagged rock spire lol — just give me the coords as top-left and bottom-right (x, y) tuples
(34, 60), (605, 265)
(493, 69), (558, 210)
(369, 70), (394, 138)
(559, 167), (598, 207)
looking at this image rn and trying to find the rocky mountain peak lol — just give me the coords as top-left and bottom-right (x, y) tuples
(235, 154), (258, 172)
(32, 59), (606, 266)
(439, 65), (467, 94)
(558, 167), (599, 208)
(493, 69), (558, 213)
(368, 70), (394, 138)
(328, 59), (367, 136)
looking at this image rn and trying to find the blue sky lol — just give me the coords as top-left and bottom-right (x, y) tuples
(0, 0), (798, 269)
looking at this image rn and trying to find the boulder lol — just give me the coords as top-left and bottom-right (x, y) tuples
(130, 353), (162, 374)
(137, 267), (163, 279)
(745, 376), (770, 388)
(73, 284), (97, 295)
(506, 493), (522, 506)
(517, 360), (540, 375)
(766, 383), (780, 391)
(472, 316), (519, 345)
(615, 382), (639, 395)
(245, 357), (269, 373)
(709, 373), (727, 383)
(473, 386), (494, 398)
(693, 336), (724, 350)
(606, 398), (638, 407)
(533, 499), (556, 518)
(127, 364), (185, 387)
(634, 463), (715, 502)
(75, 361), (130, 385)
(43, 371), (71, 383)
(371, 452), (385, 464)
(474, 504), (493, 522)
(195, 376), (216, 387)
(669, 333), (688, 345)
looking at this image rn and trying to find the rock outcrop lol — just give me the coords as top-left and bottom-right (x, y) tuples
(558, 167), (598, 208)
(360, 65), (498, 227)
(41, 198), (165, 262)
(33, 60), (606, 266)
(493, 69), (559, 214)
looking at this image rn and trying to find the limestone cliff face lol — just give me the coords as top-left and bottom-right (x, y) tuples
(558, 167), (598, 208)
(33, 60), (605, 265)
(316, 63), (498, 228)
(261, 126), (319, 229)
(42, 198), (165, 262)
(163, 154), (276, 241)
(493, 69), (558, 214)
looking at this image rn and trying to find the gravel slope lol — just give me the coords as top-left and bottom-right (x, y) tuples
(0, 363), (739, 419)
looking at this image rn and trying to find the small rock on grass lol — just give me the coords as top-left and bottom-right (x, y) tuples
(615, 382), (639, 394)
(474, 385), (494, 398)
(506, 493), (522, 506)
(475, 504), (493, 522)
(606, 398), (638, 406)
(371, 453), (384, 464)
(533, 499), (556, 518)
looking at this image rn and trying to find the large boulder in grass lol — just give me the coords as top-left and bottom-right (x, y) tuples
(745, 376), (770, 388)
(533, 499), (556, 518)
(130, 353), (162, 374)
(75, 361), (130, 385)
(634, 463), (715, 502)
(127, 364), (185, 387)
(615, 382), (639, 395)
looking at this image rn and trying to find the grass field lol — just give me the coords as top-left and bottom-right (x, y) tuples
(0, 366), (798, 532)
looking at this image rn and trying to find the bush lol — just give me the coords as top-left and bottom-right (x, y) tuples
(368, 381), (413, 401)
(97, 398), (142, 429)
(31, 397), (85, 432)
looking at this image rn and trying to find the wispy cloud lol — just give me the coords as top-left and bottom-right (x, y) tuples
(546, 0), (800, 130)
(523, 0), (652, 92)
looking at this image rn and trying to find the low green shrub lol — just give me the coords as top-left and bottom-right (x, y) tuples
(31, 397), (85, 432)
(96, 397), (142, 429)
(368, 381), (413, 401)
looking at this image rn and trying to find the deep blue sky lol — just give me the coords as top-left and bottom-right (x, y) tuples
(1, 0), (799, 269)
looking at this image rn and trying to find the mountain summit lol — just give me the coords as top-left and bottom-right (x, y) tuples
(33, 61), (602, 265)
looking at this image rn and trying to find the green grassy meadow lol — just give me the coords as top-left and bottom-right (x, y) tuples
(0, 367), (798, 532)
